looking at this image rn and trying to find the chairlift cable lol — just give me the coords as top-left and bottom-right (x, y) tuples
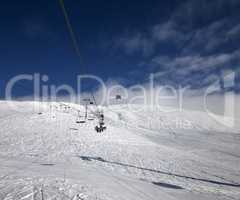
(58, 0), (99, 109)
(58, 0), (106, 131)
(58, 0), (82, 63)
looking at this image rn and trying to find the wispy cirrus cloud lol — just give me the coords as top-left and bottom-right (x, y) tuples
(113, 0), (240, 91)
(152, 50), (240, 73)
(115, 32), (155, 57)
(150, 49), (240, 89)
(152, 21), (185, 43)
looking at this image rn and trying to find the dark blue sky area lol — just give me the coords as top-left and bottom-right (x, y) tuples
(0, 0), (240, 97)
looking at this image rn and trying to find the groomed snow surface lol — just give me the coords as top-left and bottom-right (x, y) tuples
(0, 101), (239, 200)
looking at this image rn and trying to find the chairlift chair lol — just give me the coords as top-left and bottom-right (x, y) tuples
(95, 124), (106, 132)
(116, 95), (122, 100)
(88, 117), (94, 121)
(76, 117), (86, 124)
(76, 111), (86, 124)
(95, 112), (106, 132)
(87, 111), (95, 121)
(76, 120), (86, 124)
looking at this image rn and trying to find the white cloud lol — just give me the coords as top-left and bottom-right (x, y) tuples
(113, 0), (240, 90)
(181, 19), (238, 54)
(227, 24), (240, 37)
(172, 0), (240, 26)
(151, 49), (240, 85)
(116, 33), (155, 57)
(152, 21), (185, 42)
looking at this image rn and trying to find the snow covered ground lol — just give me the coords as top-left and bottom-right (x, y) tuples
(0, 100), (239, 200)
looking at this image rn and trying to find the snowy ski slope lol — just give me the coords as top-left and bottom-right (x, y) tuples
(0, 101), (239, 200)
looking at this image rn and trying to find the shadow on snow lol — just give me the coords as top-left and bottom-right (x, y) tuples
(78, 156), (240, 188)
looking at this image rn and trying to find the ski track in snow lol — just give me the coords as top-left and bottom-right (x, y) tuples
(0, 101), (239, 200)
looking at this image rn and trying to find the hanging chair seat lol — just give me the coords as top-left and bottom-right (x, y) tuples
(76, 120), (86, 124)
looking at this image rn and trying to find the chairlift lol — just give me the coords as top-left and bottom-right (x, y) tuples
(95, 121), (107, 132)
(95, 125), (106, 132)
(76, 120), (86, 124)
(76, 111), (86, 124)
(116, 95), (122, 100)
(95, 112), (106, 132)
(87, 111), (95, 121)
(76, 117), (86, 124)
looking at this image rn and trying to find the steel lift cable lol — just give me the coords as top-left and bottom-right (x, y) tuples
(58, 0), (105, 130)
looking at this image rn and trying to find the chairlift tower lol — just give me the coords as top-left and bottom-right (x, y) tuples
(83, 98), (91, 120)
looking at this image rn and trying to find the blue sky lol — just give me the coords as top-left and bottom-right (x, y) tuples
(0, 0), (240, 97)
